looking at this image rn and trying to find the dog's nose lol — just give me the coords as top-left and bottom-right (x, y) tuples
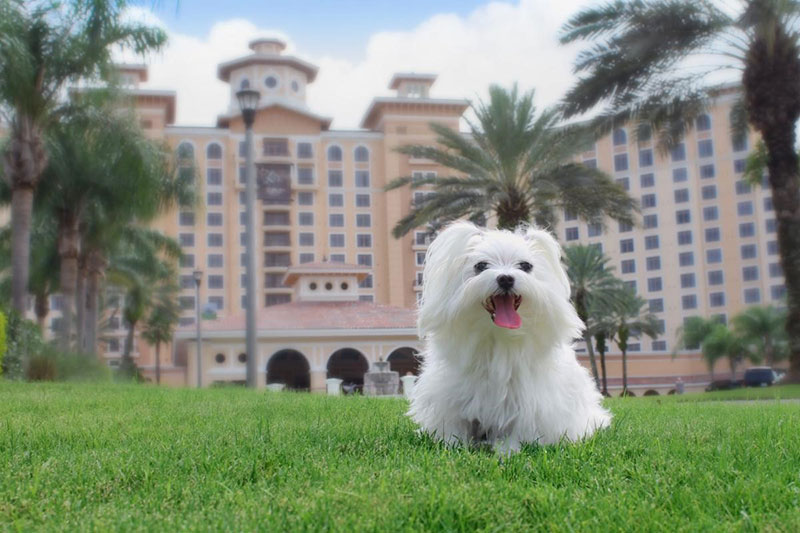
(496, 274), (515, 291)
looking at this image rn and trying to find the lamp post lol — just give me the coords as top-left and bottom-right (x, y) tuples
(236, 88), (260, 389)
(193, 269), (203, 387)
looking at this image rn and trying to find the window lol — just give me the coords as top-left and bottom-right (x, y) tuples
(355, 194), (370, 207)
(328, 193), (344, 207)
(614, 154), (628, 172)
(299, 253), (314, 264)
(676, 210), (691, 224)
(264, 252), (290, 267)
(357, 234), (372, 248)
(679, 251), (694, 267)
(583, 158), (597, 169)
(297, 142), (313, 159)
(356, 214), (371, 227)
(298, 212), (313, 226)
(674, 189), (689, 203)
(766, 219), (777, 233)
(624, 280), (636, 292)
(743, 265), (759, 282)
(265, 294), (291, 307)
(735, 180), (751, 195)
(180, 275), (194, 289)
(357, 254), (372, 267)
(680, 273), (696, 288)
(733, 134), (748, 152)
(329, 234), (345, 247)
(645, 235), (660, 250)
(671, 143), (686, 162)
(708, 271), (724, 285)
(700, 164), (715, 179)
(639, 149), (653, 167)
(565, 227), (579, 241)
(179, 212), (195, 226)
(207, 192), (223, 206)
(643, 214), (658, 229)
(620, 239), (634, 253)
(771, 285), (786, 300)
(263, 139), (289, 156)
(355, 170), (370, 187)
(652, 340), (667, 351)
(327, 145), (343, 161)
(710, 292), (725, 307)
(415, 252), (426, 266)
(744, 288), (761, 304)
(205, 253), (223, 269)
(208, 275), (224, 289)
(706, 249), (722, 263)
(238, 141), (246, 158)
(616, 177), (630, 190)
(645, 256), (660, 271)
(739, 222), (755, 238)
(588, 223), (603, 237)
(647, 277), (663, 292)
(672, 168), (688, 182)
(698, 139), (714, 158)
(264, 232), (290, 246)
(329, 214), (344, 227)
(179, 296), (195, 310)
(207, 213), (223, 227)
(208, 233), (223, 247)
(695, 114), (711, 131)
(642, 194), (656, 208)
(702, 185), (717, 200)
(764, 197), (774, 211)
(564, 210), (577, 221)
(177, 142), (194, 160)
(705, 228), (721, 242)
(239, 191), (246, 204)
(637, 125), (652, 142)
(298, 232), (314, 246)
(640, 173), (655, 187)
(628, 343), (641, 353)
(206, 143), (222, 160)
(297, 167), (314, 185)
(179, 233), (194, 247)
(328, 170), (343, 187)
(741, 244), (757, 259)
(298, 192), (313, 206)
(768, 241), (779, 255)
(613, 128), (627, 146)
(769, 262), (783, 278)
(649, 298), (664, 313)
(703, 206), (718, 221)
(734, 159), (746, 174)
(677, 230), (693, 246)
(682, 294), (697, 309)
(264, 75), (279, 89)
(619, 221), (633, 233)
(264, 212), (289, 226)
(180, 254), (194, 268)
(354, 146), (369, 162)
(207, 168), (222, 186)
(107, 339), (120, 352)
(360, 274), (374, 289)
(737, 201), (754, 216)
(621, 259), (636, 274)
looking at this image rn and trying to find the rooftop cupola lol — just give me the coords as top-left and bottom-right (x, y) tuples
(283, 262), (370, 302)
(389, 73), (437, 98)
(249, 38), (287, 55)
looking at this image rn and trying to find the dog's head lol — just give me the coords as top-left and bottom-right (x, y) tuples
(418, 222), (583, 346)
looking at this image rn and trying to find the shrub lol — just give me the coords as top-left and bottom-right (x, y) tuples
(26, 347), (111, 382)
(0, 310), (6, 376)
(26, 354), (57, 381)
(2, 312), (44, 380)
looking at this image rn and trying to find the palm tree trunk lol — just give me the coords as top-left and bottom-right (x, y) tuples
(621, 348), (628, 394)
(75, 262), (86, 353)
(599, 351), (608, 396)
(34, 290), (49, 334)
(9, 187), (34, 314)
(57, 212), (80, 352)
(155, 342), (161, 385)
(582, 331), (601, 390)
(83, 249), (104, 357)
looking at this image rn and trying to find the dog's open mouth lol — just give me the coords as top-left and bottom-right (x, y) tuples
(483, 294), (522, 329)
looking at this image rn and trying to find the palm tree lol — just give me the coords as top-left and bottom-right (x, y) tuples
(0, 0), (167, 315)
(607, 289), (661, 395)
(704, 323), (752, 378)
(560, 0), (800, 383)
(564, 244), (627, 390)
(589, 303), (620, 397)
(385, 85), (637, 236)
(733, 305), (788, 366)
(142, 283), (180, 385)
(675, 316), (726, 379)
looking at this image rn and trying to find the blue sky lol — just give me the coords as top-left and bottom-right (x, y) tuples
(156, 0), (489, 61)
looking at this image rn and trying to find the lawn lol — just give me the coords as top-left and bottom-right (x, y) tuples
(2, 383), (799, 532)
(673, 384), (800, 402)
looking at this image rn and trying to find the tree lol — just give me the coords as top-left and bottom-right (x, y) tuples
(141, 283), (180, 385)
(564, 244), (627, 390)
(607, 289), (661, 395)
(675, 316), (727, 378)
(385, 84), (637, 236)
(732, 305), (788, 366)
(703, 323), (753, 378)
(0, 0), (167, 315)
(560, 0), (800, 383)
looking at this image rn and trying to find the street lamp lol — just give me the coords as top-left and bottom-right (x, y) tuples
(236, 88), (260, 389)
(193, 269), (203, 387)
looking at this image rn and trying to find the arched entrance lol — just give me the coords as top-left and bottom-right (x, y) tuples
(388, 347), (422, 376)
(327, 348), (369, 393)
(266, 349), (310, 391)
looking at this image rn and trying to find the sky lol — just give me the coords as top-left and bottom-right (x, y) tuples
(127, 0), (603, 129)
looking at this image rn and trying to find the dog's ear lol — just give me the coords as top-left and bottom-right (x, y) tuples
(418, 222), (483, 335)
(523, 227), (571, 299)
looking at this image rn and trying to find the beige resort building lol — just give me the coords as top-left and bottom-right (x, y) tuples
(10, 37), (784, 394)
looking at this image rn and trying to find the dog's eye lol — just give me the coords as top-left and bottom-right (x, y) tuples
(474, 261), (489, 273)
(518, 261), (533, 273)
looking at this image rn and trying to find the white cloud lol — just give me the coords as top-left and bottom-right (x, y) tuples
(133, 0), (590, 129)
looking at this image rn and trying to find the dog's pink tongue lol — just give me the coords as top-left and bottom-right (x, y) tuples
(492, 294), (521, 329)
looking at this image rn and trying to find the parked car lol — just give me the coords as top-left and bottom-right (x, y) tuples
(743, 367), (779, 387)
(705, 379), (741, 392)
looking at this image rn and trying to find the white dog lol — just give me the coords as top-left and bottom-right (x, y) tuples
(408, 222), (611, 453)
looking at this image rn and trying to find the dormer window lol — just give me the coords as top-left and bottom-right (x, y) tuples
(239, 78), (250, 90)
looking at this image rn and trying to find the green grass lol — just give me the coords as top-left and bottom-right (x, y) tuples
(2, 383), (799, 532)
(672, 384), (800, 402)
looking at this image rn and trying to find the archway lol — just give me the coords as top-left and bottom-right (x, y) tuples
(266, 349), (310, 391)
(387, 347), (422, 376)
(327, 348), (369, 393)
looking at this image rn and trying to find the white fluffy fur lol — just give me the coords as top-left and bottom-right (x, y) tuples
(409, 222), (611, 453)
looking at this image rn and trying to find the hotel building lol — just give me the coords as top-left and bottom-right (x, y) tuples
(10, 38), (783, 393)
